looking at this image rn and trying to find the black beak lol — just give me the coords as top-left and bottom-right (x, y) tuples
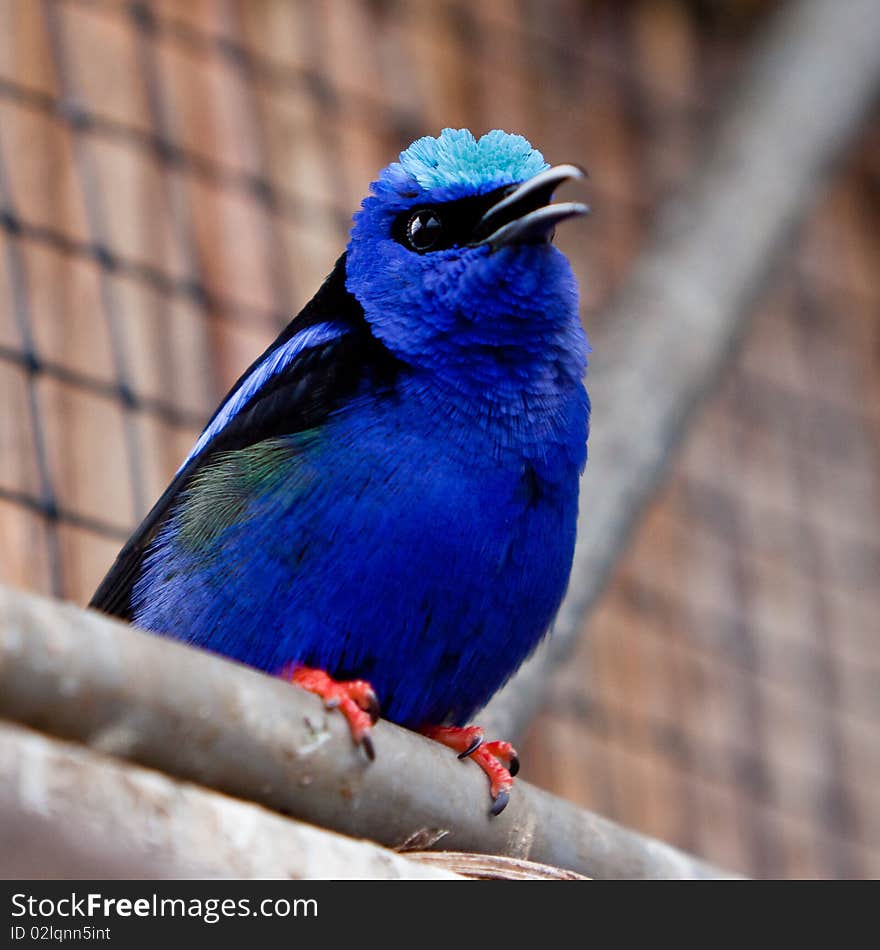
(473, 164), (590, 250)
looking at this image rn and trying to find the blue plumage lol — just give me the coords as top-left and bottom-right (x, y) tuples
(93, 128), (590, 733)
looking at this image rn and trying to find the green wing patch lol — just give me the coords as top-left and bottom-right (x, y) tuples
(177, 435), (320, 550)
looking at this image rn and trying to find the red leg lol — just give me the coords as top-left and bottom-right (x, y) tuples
(423, 725), (520, 816)
(282, 664), (380, 760)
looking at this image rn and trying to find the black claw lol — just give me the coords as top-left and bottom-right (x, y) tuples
(457, 735), (483, 759)
(490, 790), (510, 816)
(508, 754), (520, 777)
(360, 733), (375, 762)
(365, 692), (381, 725)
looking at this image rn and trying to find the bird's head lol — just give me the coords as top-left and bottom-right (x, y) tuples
(346, 129), (589, 386)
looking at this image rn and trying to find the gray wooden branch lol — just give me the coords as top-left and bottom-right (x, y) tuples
(0, 721), (459, 880)
(0, 584), (734, 879)
(483, 0), (880, 740)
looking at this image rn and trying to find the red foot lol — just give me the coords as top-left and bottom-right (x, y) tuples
(422, 725), (520, 816)
(282, 664), (380, 760)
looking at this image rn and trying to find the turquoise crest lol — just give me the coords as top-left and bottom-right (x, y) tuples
(395, 128), (548, 191)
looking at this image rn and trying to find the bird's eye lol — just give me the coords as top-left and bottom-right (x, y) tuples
(406, 209), (443, 252)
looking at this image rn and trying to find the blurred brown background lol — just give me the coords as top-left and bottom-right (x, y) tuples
(0, 0), (877, 878)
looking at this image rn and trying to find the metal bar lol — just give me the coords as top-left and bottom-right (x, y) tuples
(0, 583), (735, 880)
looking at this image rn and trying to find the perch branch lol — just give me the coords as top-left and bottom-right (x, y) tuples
(0, 721), (459, 880)
(0, 584), (734, 879)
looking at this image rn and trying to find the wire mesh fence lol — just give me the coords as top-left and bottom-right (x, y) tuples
(0, 0), (877, 878)
(0, 0), (712, 596)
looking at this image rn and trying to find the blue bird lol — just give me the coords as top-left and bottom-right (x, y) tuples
(91, 129), (590, 814)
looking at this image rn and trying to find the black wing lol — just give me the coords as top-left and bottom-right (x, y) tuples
(89, 254), (398, 620)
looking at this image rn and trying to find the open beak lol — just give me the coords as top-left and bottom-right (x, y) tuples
(474, 164), (590, 250)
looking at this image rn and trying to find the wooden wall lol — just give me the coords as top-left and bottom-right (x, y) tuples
(0, 0), (877, 877)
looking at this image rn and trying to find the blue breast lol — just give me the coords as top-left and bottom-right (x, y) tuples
(134, 375), (586, 728)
